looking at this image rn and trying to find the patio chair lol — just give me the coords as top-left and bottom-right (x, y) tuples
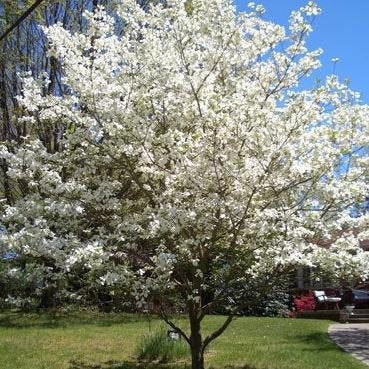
(313, 290), (341, 310)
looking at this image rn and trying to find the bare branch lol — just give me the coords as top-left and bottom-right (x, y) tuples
(158, 309), (191, 345)
(0, 0), (46, 44)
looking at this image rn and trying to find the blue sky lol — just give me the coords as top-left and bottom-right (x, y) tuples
(234, 0), (369, 103)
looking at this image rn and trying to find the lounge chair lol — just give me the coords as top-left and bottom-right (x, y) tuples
(313, 290), (341, 310)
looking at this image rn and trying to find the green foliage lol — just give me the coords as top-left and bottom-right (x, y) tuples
(241, 289), (292, 317)
(135, 329), (189, 363)
(184, 0), (194, 15)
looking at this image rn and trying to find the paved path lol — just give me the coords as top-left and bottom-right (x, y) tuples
(329, 323), (369, 366)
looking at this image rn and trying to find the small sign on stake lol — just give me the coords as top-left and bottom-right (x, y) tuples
(167, 329), (180, 340)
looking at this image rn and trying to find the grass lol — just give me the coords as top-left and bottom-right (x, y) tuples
(135, 329), (189, 363)
(0, 310), (367, 369)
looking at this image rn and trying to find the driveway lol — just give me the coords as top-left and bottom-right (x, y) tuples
(329, 323), (369, 366)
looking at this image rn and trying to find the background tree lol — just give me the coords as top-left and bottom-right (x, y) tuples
(1, 1), (369, 368)
(0, 0), (126, 308)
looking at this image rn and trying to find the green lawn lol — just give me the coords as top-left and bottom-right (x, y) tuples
(0, 310), (366, 369)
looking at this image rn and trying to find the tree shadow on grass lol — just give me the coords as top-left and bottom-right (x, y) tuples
(214, 366), (260, 369)
(68, 360), (260, 369)
(302, 328), (369, 361)
(295, 331), (342, 352)
(0, 313), (65, 329)
(0, 311), (153, 329)
(68, 360), (190, 369)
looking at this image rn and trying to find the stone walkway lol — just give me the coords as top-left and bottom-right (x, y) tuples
(329, 323), (369, 366)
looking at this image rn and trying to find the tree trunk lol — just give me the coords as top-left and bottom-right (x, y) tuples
(191, 346), (204, 369)
(189, 306), (205, 369)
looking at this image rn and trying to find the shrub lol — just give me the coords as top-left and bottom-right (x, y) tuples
(242, 289), (292, 317)
(135, 329), (189, 363)
(211, 275), (293, 317)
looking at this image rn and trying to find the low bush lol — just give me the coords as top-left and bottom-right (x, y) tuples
(135, 329), (189, 363)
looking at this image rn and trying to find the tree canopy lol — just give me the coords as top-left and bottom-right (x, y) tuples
(1, 1), (369, 368)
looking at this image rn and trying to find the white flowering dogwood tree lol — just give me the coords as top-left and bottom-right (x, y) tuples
(1, 1), (369, 368)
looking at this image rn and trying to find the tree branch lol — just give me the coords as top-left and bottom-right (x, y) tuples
(158, 309), (191, 345)
(202, 314), (233, 351)
(0, 0), (45, 44)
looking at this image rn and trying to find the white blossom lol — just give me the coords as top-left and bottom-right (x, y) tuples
(0, 0), (368, 321)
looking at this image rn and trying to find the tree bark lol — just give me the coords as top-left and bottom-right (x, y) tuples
(189, 305), (205, 369)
